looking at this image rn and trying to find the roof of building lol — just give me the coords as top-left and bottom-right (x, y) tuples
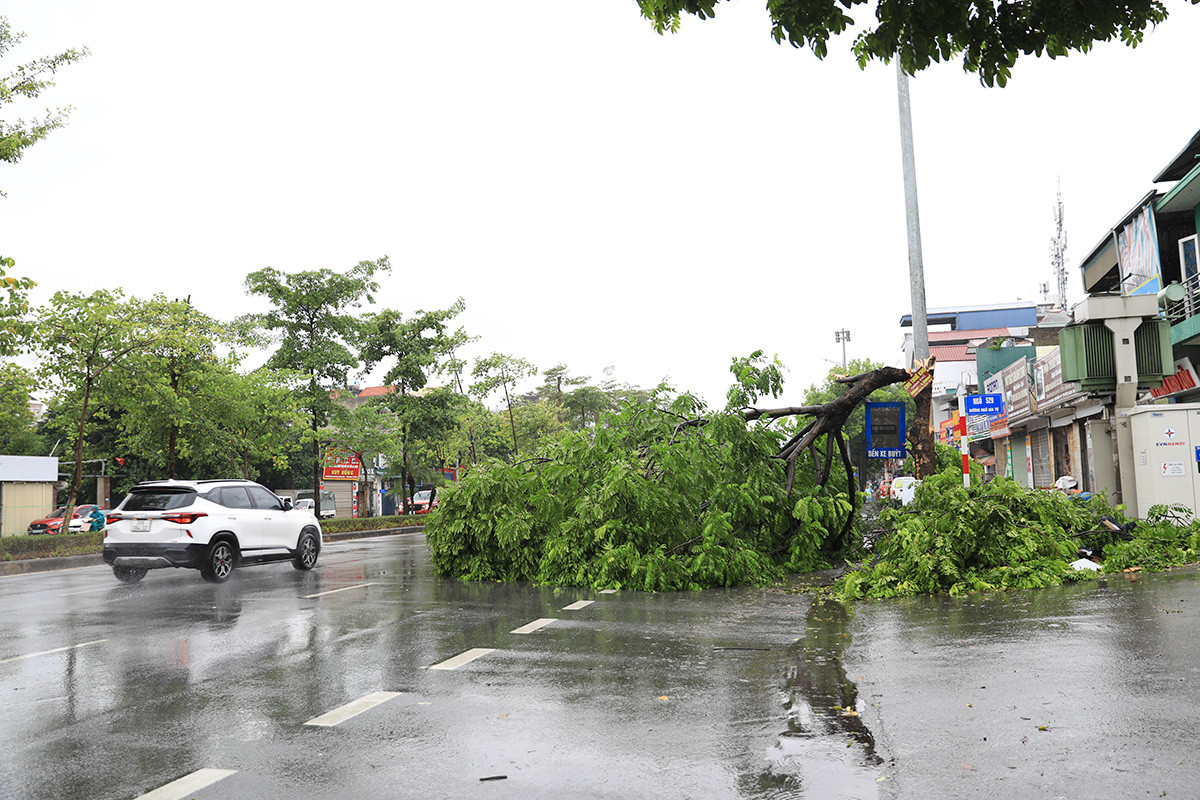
(1154, 129), (1200, 183)
(930, 343), (972, 362)
(928, 327), (1024, 342)
(899, 302), (1038, 329)
(356, 386), (395, 397)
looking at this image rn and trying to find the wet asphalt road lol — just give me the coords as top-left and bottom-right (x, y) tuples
(845, 566), (1200, 799)
(0, 533), (1197, 799)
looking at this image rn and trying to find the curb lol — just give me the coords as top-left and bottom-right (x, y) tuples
(323, 526), (425, 542)
(0, 553), (106, 576)
(0, 526), (425, 578)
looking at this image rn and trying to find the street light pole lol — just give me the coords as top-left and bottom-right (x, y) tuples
(896, 60), (934, 478)
(896, 63), (928, 364)
(834, 328), (850, 369)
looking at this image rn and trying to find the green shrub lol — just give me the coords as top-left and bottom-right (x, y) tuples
(321, 515), (425, 534)
(0, 532), (103, 561)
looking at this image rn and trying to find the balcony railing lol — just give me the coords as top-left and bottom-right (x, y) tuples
(1165, 271), (1200, 325)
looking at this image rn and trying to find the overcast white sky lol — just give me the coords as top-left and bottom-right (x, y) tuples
(5, 2), (1200, 408)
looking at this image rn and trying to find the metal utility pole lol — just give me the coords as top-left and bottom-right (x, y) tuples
(834, 328), (850, 368)
(896, 61), (934, 477)
(896, 62), (928, 362)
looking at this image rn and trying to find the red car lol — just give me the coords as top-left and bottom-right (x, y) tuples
(28, 504), (102, 535)
(409, 490), (439, 514)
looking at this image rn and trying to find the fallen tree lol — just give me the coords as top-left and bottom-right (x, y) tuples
(426, 357), (913, 590)
(834, 461), (1200, 599)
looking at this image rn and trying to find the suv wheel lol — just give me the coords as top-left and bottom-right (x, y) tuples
(113, 565), (147, 584)
(292, 531), (319, 571)
(200, 540), (236, 583)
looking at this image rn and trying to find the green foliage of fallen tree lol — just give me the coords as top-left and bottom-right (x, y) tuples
(426, 389), (855, 591)
(835, 467), (1200, 600)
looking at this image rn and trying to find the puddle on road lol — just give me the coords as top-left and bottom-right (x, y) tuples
(733, 595), (884, 799)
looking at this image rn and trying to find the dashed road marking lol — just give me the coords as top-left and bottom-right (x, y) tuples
(598, 589), (618, 594)
(428, 648), (495, 670)
(135, 768), (237, 799)
(511, 618), (557, 634)
(303, 582), (378, 599)
(304, 691), (402, 727)
(0, 639), (106, 665)
(562, 600), (594, 610)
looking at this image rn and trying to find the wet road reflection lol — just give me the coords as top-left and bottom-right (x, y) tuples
(0, 537), (887, 799)
(5, 536), (1193, 799)
(844, 567), (1200, 799)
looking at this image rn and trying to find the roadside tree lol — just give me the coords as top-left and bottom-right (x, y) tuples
(470, 353), (536, 457)
(112, 298), (240, 479)
(0, 256), (35, 356)
(637, 0), (1180, 86)
(241, 258), (389, 517)
(0, 16), (89, 186)
(360, 300), (468, 513)
(0, 360), (41, 454)
(35, 290), (177, 517)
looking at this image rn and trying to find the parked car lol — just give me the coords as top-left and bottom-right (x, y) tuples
(409, 489), (439, 514)
(28, 504), (102, 535)
(103, 478), (322, 584)
(293, 490), (336, 519)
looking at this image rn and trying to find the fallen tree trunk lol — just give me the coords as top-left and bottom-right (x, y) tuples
(739, 365), (912, 551)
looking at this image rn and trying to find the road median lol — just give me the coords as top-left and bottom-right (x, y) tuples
(0, 524), (425, 577)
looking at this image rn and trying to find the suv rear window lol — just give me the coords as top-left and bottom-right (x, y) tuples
(122, 489), (197, 511)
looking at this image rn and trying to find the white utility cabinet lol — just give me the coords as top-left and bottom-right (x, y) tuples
(1127, 404), (1200, 516)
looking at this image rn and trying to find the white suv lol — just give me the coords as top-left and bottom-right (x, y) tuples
(103, 479), (323, 584)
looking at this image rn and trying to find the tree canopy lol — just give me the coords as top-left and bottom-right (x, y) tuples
(242, 258), (389, 515)
(0, 16), (88, 183)
(637, 0), (1184, 86)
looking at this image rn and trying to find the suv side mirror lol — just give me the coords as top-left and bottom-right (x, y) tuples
(282, 497), (293, 510)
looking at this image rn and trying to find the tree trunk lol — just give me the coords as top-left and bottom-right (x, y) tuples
(745, 366), (911, 494)
(312, 427), (322, 518)
(910, 382), (935, 478)
(167, 355), (180, 479)
(503, 382), (519, 457)
(65, 375), (95, 523)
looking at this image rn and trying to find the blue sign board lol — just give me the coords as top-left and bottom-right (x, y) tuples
(963, 393), (1004, 415)
(865, 402), (906, 459)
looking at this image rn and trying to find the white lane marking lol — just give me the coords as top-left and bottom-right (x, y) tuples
(135, 768), (237, 799)
(0, 639), (107, 665)
(428, 648), (495, 670)
(302, 582), (378, 599)
(562, 600), (594, 610)
(511, 618), (557, 635)
(304, 691), (402, 727)
(598, 589), (618, 594)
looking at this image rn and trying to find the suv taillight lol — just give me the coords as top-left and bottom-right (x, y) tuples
(163, 512), (207, 524)
(106, 514), (121, 524)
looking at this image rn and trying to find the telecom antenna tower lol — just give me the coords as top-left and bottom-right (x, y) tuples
(1050, 177), (1068, 310)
